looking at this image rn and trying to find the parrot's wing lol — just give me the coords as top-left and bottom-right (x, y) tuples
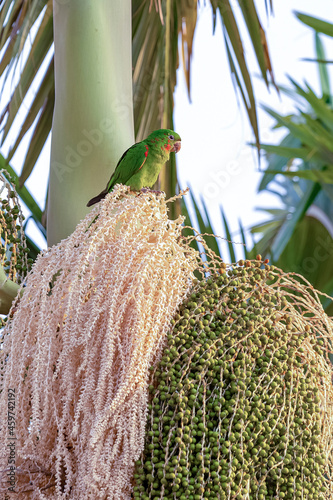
(106, 141), (148, 191)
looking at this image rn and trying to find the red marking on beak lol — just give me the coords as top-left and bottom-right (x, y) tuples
(171, 141), (181, 153)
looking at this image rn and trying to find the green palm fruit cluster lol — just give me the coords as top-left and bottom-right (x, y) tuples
(134, 258), (332, 500)
(0, 171), (31, 325)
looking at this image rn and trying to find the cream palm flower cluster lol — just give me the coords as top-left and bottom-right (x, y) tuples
(0, 186), (198, 499)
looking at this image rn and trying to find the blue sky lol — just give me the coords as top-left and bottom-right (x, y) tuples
(2, 0), (333, 253)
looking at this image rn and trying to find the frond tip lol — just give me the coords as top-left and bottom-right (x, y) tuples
(0, 186), (198, 498)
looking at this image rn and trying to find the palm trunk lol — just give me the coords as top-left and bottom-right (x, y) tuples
(48, 0), (134, 245)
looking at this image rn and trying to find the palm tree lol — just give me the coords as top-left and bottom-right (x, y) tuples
(1, 6), (332, 499)
(0, 0), (276, 247)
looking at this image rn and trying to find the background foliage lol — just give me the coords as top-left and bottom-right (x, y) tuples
(0, 2), (332, 310)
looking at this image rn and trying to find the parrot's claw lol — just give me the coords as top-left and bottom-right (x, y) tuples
(139, 188), (163, 196)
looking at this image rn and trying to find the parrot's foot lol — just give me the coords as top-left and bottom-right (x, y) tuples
(139, 188), (164, 196)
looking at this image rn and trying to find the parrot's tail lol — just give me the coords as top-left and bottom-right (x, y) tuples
(87, 189), (107, 207)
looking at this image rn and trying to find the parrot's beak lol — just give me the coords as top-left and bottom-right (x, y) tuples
(172, 141), (181, 153)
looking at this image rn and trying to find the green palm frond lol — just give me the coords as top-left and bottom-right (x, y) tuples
(315, 32), (332, 103)
(295, 11), (333, 37)
(238, 218), (250, 260)
(182, 190), (221, 257)
(251, 176), (333, 311)
(220, 207), (236, 263)
(258, 82), (333, 259)
(256, 21), (333, 260)
(182, 189), (250, 263)
(252, 17), (333, 306)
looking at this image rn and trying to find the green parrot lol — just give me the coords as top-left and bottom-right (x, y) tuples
(87, 128), (181, 207)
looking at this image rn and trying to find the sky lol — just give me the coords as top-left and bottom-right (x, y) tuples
(1, 0), (333, 253)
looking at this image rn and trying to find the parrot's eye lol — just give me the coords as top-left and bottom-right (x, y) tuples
(168, 134), (174, 140)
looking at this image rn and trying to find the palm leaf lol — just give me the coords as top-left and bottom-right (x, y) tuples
(7, 56), (54, 162)
(267, 168), (333, 184)
(302, 58), (333, 65)
(1, 2), (53, 144)
(19, 87), (54, 187)
(25, 233), (42, 261)
(258, 133), (302, 191)
(218, 0), (259, 148)
(259, 143), (318, 161)
(295, 12), (333, 37)
(182, 189), (250, 263)
(181, 195), (201, 254)
(277, 213), (333, 314)
(237, 0), (275, 88)
(315, 33), (332, 101)
(199, 195), (221, 257)
(264, 0), (274, 16)
(261, 105), (333, 164)
(238, 218), (249, 259)
(188, 190), (221, 258)
(289, 78), (333, 133)
(268, 179), (321, 261)
(220, 208), (236, 262)
(179, 0), (197, 100)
